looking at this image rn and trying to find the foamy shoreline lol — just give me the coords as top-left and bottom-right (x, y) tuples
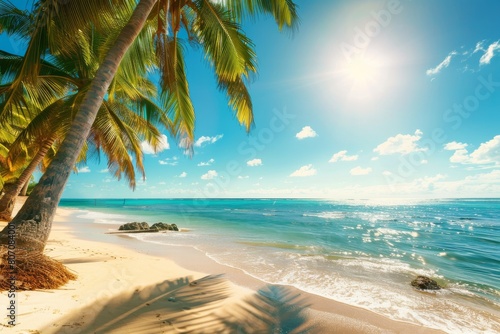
(0, 198), (445, 333)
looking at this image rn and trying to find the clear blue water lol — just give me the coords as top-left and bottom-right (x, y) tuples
(60, 198), (500, 333)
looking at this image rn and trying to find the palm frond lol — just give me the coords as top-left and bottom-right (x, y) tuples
(0, 0), (32, 38)
(218, 76), (254, 131)
(160, 38), (195, 151)
(132, 92), (174, 135)
(6, 97), (71, 165)
(90, 102), (140, 189)
(110, 99), (163, 145)
(193, 0), (257, 82)
(223, 0), (299, 32)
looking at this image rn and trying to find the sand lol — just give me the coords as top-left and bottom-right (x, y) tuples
(0, 197), (445, 333)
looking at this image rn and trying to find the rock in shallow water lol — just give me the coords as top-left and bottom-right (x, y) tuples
(411, 276), (441, 290)
(150, 222), (179, 231)
(118, 222), (150, 230)
(118, 222), (179, 232)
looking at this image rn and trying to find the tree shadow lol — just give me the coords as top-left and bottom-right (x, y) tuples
(221, 285), (315, 334)
(40, 276), (315, 334)
(41, 275), (230, 334)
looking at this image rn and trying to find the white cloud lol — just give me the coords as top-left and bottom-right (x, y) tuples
(350, 166), (372, 176)
(450, 150), (470, 163)
(444, 141), (468, 151)
(371, 157), (379, 161)
(296, 126), (317, 140)
(473, 40), (485, 54)
(178, 137), (192, 155)
(159, 157), (178, 166)
(329, 150), (358, 162)
(290, 164), (317, 177)
(444, 136), (500, 165)
(467, 169), (500, 182)
(178, 172), (187, 178)
(99, 169), (109, 173)
(469, 135), (500, 164)
(238, 175), (249, 179)
(426, 51), (456, 76)
(414, 174), (447, 190)
(78, 166), (91, 173)
(374, 129), (426, 155)
(247, 159), (262, 167)
(444, 141), (469, 163)
(194, 134), (223, 147)
(141, 134), (169, 155)
(201, 170), (218, 180)
(479, 40), (500, 65)
(198, 158), (215, 167)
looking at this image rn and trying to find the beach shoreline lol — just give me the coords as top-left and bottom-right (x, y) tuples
(1, 198), (446, 333)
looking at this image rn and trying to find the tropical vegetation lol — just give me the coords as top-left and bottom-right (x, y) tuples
(0, 0), (298, 289)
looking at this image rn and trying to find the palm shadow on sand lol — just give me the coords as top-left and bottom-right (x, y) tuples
(40, 275), (314, 334)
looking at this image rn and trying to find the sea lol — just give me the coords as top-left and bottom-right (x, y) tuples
(59, 198), (500, 334)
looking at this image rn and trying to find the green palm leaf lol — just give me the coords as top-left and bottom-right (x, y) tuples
(223, 0), (299, 31)
(160, 38), (195, 149)
(218, 76), (254, 131)
(193, 0), (257, 82)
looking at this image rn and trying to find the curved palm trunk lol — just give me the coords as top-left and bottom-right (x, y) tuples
(0, 0), (158, 252)
(20, 178), (30, 196)
(0, 137), (55, 221)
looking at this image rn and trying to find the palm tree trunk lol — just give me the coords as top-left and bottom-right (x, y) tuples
(19, 178), (30, 196)
(0, 0), (158, 252)
(0, 137), (55, 221)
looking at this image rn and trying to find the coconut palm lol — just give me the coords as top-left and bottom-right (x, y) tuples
(0, 0), (298, 288)
(0, 9), (172, 220)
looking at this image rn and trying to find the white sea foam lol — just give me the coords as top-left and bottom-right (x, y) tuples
(356, 212), (397, 223)
(76, 210), (128, 225)
(374, 228), (419, 238)
(303, 211), (345, 219)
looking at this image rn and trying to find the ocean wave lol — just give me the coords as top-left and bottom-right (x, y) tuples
(303, 211), (345, 219)
(356, 212), (398, 223)
(336, 257), (438, 277)
(76, 210), (128, 225)
(238, 240), (316, 251)
(373, 228), (419, 238)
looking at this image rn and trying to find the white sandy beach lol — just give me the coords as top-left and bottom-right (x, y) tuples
(0, 198), (445, 333)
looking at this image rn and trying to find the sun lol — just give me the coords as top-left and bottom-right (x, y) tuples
(346, 57), (377, 83)
(337, 51), (389, 101)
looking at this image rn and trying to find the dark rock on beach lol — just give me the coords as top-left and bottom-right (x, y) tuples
(116, 222), (180, 232)
(151, 222), (179, 231)
(118, 222), (150, 231)
(411, 276), (441, 290)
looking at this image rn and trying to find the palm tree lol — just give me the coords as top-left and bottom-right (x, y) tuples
(0, 11), (173, 220)
(0, 0), (298, 283)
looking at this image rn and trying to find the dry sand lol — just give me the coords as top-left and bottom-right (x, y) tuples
(0, 198), (445, 333)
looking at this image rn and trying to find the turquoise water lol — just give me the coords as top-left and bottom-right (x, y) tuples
(60, 198), (500, 333)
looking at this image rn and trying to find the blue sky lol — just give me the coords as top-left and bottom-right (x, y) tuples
(2, 0), (500, 198)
